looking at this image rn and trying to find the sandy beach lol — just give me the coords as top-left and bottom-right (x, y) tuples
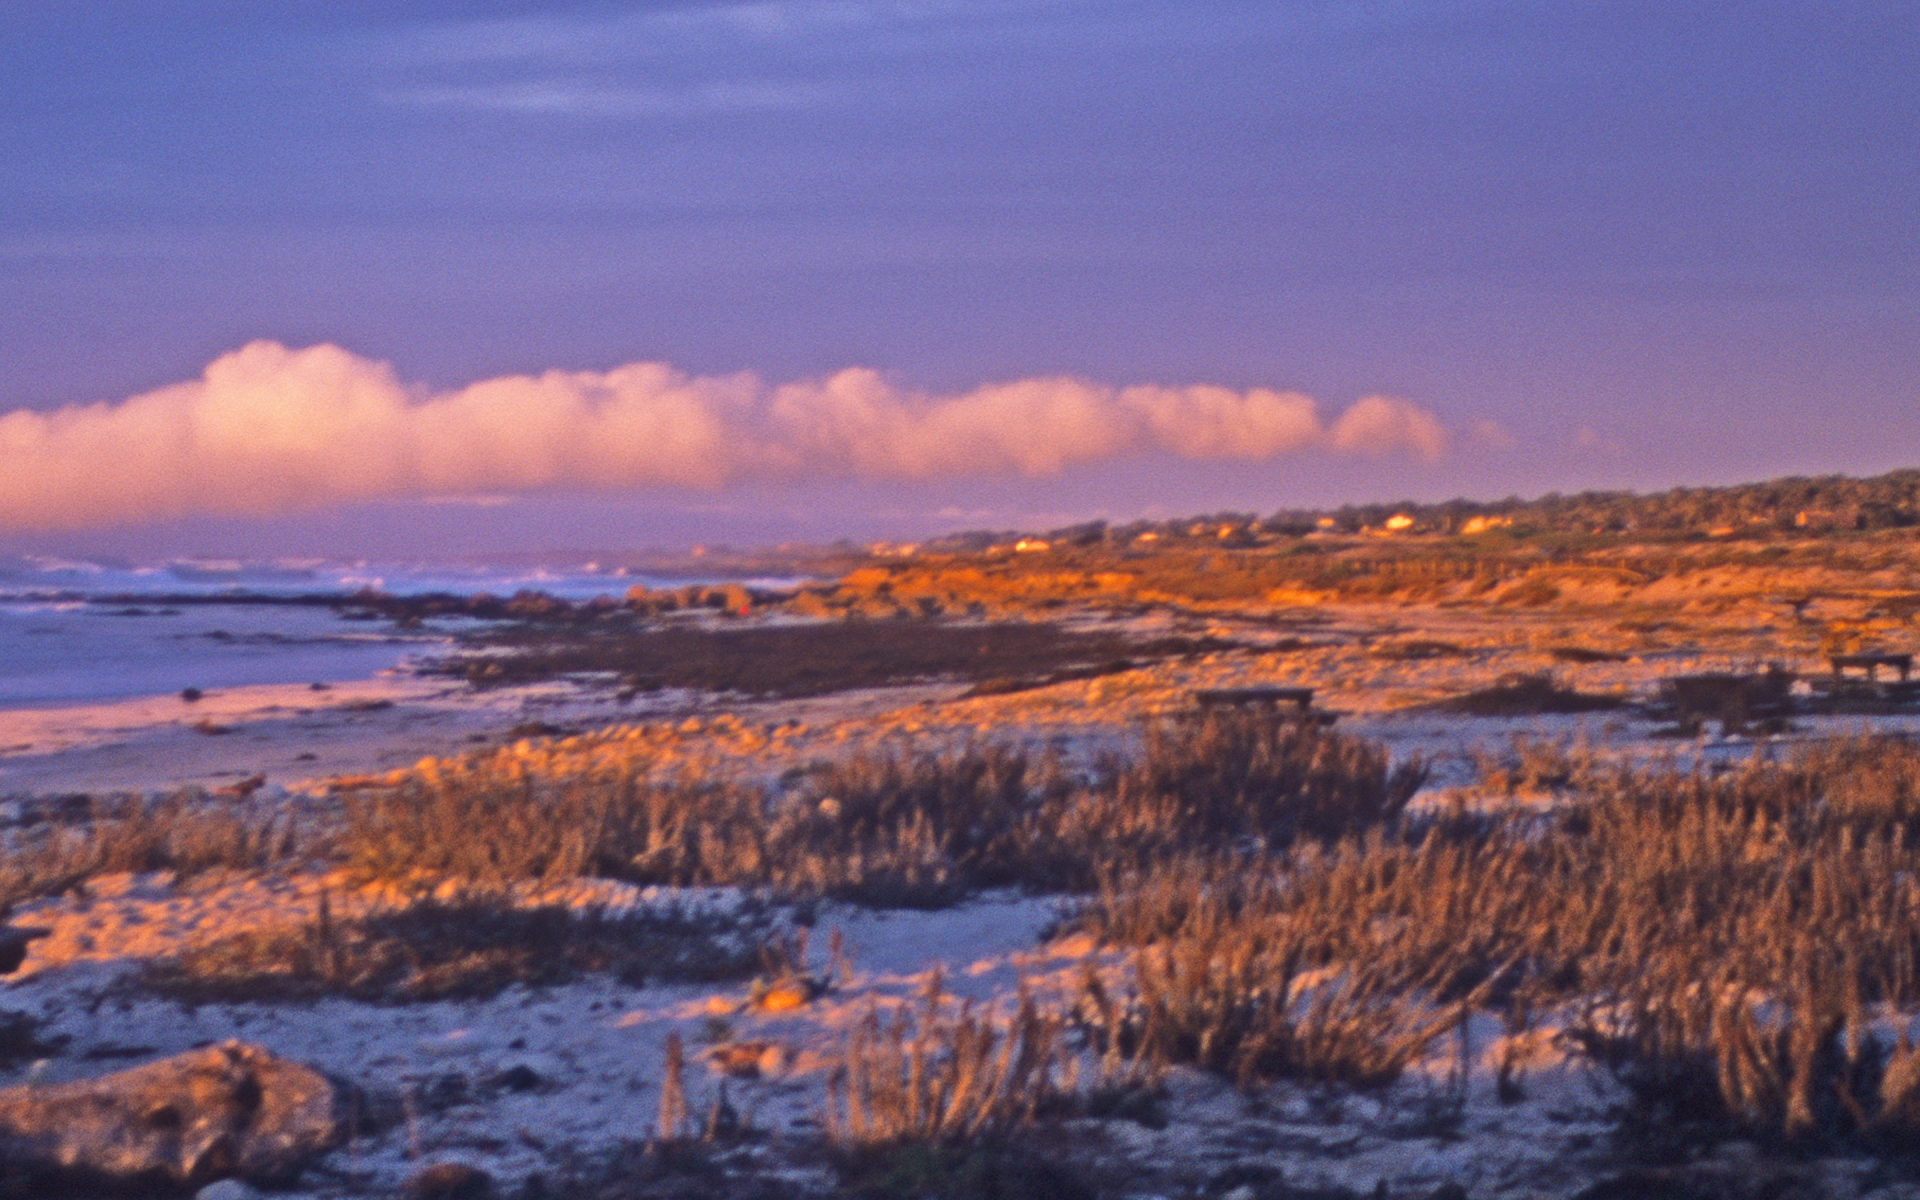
(2, 547), (1919, 1197)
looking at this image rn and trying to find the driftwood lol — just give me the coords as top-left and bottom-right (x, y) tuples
(0, 1040), (347, 1191)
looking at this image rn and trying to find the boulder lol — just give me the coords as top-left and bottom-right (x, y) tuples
(406, 1161), (496, 1200)
(0, 1040), (347, 1190)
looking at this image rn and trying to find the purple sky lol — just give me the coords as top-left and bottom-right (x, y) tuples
(3, 2), (1915, 557)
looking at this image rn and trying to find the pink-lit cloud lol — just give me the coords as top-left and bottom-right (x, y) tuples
(1326, 395), (1447, 462)
(0, 342), (1452, 532)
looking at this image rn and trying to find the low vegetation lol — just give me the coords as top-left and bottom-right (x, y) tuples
(433, 617), (1244, 697)
(151, 467), (1918, 638)
(825, 971), (1072, 1149)
(0, 792), (299, 910)
(145, 893), (786, 1003)
(24, 716), (1920, 1157)
(1428, 671), (1627, 716)
(1077, 735), (1920, 1148)
(338, 710), (1424, 905)
(17, 586), (1920, 1178)
(16, 468), (1920, 1196)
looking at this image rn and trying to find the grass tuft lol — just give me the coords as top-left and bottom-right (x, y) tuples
(825, 970), (1071, 1149)
(0, 792), (298, 908)
(1074, 735), (1920, 1145)
(144, 893), (786, 1003)
(1430, 671), (1626, 716)
(340, 711), (1420, 905)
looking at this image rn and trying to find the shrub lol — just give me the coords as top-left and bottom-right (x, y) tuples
(1109, 709), (1427, 848)
(433, 618), (1221, 699)
(342, 712), (1422, 906)
(1073, 736), (1920, 1141)
(1656, 669), (1795, 734)
(825, 971), (1071, 1149)
(145, 893), (786, 1003)
(0, 792), (299, 907)
(1430, 671), (1625, 716)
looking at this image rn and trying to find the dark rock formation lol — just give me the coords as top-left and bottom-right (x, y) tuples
(0, 1040), (347, 1191)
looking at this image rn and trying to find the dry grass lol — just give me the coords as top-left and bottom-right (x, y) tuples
(27, 679), (1920, 1157)
(336, 752), (754, 890)
(1075, 736), (1920, 1144)
(0, 792), (299, 909)
(341, 711), (1422, 906)
(433, 618), (1240, 698)
(825, 970), (1073, 1149)
(1080, 922), (1481, 1090)
(1076, 849), (1505, 1089)
(1428, 671), (1627, 716)
(336, 741), (1052, 906)
(145, 893), (786, 1003)
(1, 710), (1414, 922)
(1100, 711), (1425, 851)
(1654, 670), (1796, 735)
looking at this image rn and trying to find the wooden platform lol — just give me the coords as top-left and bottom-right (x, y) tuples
(1831, 653), (1913, 682)
(1192, 686), (1313, 709)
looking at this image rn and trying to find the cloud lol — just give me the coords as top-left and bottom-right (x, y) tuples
(393, 79), (836, 117)
(375, 3), (1006, 67)
(1574, 425), (1624, 455)
(0, 342), (1452, 533)
(1327, 395), (1448, 461)
(1123, 384), (1323, 459)
(1468, 418), (1517, 449)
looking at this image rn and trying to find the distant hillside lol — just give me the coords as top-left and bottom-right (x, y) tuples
(1299, 468), (1920, 538)
(916, 467), (1920, 552)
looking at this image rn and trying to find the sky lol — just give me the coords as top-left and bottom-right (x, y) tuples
(2, 1), (1915, 558)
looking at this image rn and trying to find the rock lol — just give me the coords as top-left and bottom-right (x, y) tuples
(706, 1040), (791, 1079)
(213, 774), (267, 799)
(407, 1160), (497, 1200)
(0, 1040), (347, 1189)
(493, 1063), (543, 1092)
(748, 973), (828, 1012)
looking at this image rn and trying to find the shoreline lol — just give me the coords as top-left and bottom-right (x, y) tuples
(1, 590), (1896, 800)
(0, 674), (611, 798)
(3, 591), (1919, 1197)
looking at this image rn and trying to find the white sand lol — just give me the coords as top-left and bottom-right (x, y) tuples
(0, 601), (1912, 1196)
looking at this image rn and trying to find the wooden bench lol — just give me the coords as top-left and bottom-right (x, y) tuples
(1831, 653), (1914, 683)
(1192, 686), (1315, 710)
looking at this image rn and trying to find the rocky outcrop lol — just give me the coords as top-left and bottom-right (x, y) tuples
(0, 1040), (347, 1191)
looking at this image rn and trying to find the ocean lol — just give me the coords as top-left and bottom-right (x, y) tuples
(0, 555), (711, 712)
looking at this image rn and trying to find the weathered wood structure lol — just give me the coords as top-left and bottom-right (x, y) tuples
(1830, 653), (1914, 683)
(1190, 685), (1336, 724)
(1192, 685), (1314, 710)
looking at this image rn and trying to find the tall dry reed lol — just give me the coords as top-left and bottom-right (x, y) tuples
(0, 792), (298, 907)
(340, 711), (1418, 905)
(1078, 735), (1920, 1142)
(825, 970), (1071, 1149)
